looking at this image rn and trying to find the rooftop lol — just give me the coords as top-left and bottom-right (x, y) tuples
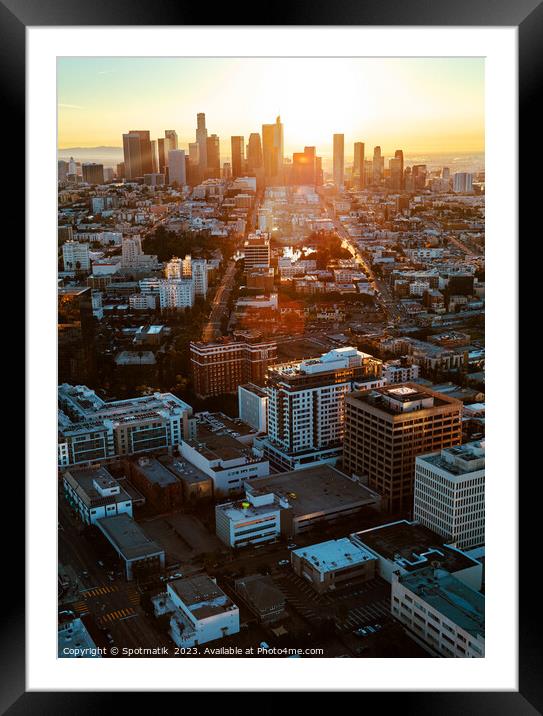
(168, 575), (237, 620)
(353, 520), (479, 575)
(400, 568), (485, 638)
(158, 455), (212, 486)
(417, 441), (485, 477)
(293, 537), (377, 574)
(245, 465), (379, 517)
(347, 382), (461, 416)
(131, 457), (180, 487)
(184, 425), (263, 467)
(96, 513), (164, 561)
(63, 466), (131, 508)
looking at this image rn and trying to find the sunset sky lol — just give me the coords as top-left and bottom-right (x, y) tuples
(58, 57), (484, 157)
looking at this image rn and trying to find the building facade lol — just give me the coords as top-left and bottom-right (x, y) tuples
(414, 442), (485, 549)
(343, 384), (463, 512)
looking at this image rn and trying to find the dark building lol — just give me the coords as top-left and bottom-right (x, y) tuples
(58, 286), (95, 385)
(231, 136), (245, 178)
(206, 134), (221, 178)
(343, 384), (462, 513)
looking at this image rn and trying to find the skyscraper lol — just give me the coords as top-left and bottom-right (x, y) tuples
(353, 142), (365, 188)
(262, 116), (283, 183)
(333, 134), (344, 190)
(247, 133), (263, 173)
(291, 146), (317, 185)
(157, 137), (171, 174)
(394, 149), (404, 188)
(165, 130), (178, 150)
(168, 150), (186, 186)
(231, 136), (245, 178)
(389, 157), (403, 190)
(206, 134), (221, 178)
(196, 113), (208, 177)
(122, 130), (153, 180)
(372, 146), (384, 185)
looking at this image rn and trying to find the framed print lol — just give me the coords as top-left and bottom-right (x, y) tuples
(7, 0), (536, 708)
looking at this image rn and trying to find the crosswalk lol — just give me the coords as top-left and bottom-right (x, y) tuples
(334, 599), (391, 632)
(82, 585), (119, 598)
(96, 607), (137, 627)
(72, 600), (89, 614)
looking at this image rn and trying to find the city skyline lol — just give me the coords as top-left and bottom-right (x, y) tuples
(58, 57), (484, 155)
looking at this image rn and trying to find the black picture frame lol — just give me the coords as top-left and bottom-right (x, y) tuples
(9, 0), (534, 710)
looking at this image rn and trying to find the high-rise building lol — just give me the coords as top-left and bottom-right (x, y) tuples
(122, 130), (153, 180)
(394, 149), (404, 188)
(191, 258), (208, 298)
(190, 337), (278, 399)
(164, 130), (178, 150)
(58, 160), (69, 182)
(243, 232), (270, 269)
(372, 146), (384, 185)
(157, 137), (172, 174)
(196, 112), (208, 177)
(262, 116), (283, 183)
(168, 149), (186, 186)
(333, 134), (344, 190)
(206, 134), (221, 178)
(353, 142), (365, 188)
(261, 347), (383, 471)
(82, 163), (104, 185)
(246, 133), (263, 172)
(150, 140), (159, 174)
(453, 172), (473, 193)
(159, 278), (195, 311)
(231, 136), (245, 178)
(62, 241), (90, 272)
(291, 146), (318, 185)
(343, 384), (463, 512)
(412, 164), (428, 190)
(414, 441), (485, 549)
(389, 157), (403, 190)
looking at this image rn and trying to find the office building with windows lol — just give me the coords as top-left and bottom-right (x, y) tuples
(343, 384), (463, 511)
(58, 383), (194, 467)
(414, 441), (485, 549)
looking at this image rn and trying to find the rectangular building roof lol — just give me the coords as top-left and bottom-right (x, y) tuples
(96, 513), (164, 561)
(400, 568), (485, 637)
(293, 537), (377, 574)
(245, 465), (379, 517)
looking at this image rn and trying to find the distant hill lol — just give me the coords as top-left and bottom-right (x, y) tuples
(57, 146), (123, 167)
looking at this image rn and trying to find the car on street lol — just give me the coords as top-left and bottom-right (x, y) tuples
(278, 559), (290, 566)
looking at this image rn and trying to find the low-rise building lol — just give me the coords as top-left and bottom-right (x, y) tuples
(153, 575), (239, 648)
(291, 537), (377, 594)
(352, 520), (482, 591)
(95, 513), (165, 580)
(234, 574), (286, 622)
(58, 617), (101, 658)
(391, 567), (484, 657)
(63, 465), (133, 525)
(58, 384), (195, 467)
(180, 425), (269, 497)
(128, 456), (184, 513)
(215, 465), (381, 547)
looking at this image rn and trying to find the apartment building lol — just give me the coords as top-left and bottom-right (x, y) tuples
(343, 384), (462, 512)
(190, 337), (277, 399)
(243, 232), (271, 269)
(58, 384), (195, 467)
(260, 347), (383, 471)
(414, 441), (485, 549)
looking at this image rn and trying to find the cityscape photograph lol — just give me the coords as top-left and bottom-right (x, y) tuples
(57, 57), (485, 660)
